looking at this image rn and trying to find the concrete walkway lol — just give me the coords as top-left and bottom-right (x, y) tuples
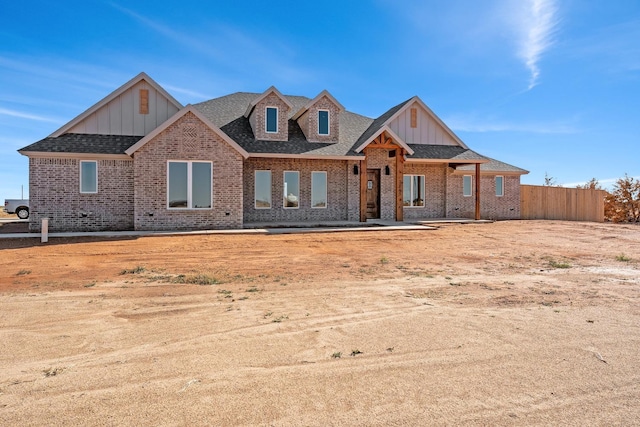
(0, 221), (433, 240)
(0, 218), (491, 240)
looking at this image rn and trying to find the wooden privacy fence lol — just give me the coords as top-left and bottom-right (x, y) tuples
(520, 185), (606, 222)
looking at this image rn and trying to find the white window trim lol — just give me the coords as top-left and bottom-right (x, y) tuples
(254, 170), (272, 209)
(463, 175), (472, 197)
(403, 174), (425, 208)
(166, 160), (213, 210)
(318, 109), (330, 136)
(283, 170), (300, 209)
(311, 171), (328, 209)
(496, 175), (504, 197)
(79, 160), (98, 194)
(265, 106), (278, 134)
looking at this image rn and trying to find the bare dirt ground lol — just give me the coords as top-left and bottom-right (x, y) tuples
(0, 220), (639, 426)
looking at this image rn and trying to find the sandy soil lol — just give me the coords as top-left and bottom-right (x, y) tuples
(0, 220), (639, 426)
(0, 208), (17, 219)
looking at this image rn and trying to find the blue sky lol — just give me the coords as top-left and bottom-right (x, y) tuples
(1, 0), (639, 199)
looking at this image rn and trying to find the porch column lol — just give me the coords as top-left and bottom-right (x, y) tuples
(475, 163), (481, 220)
(359, 152), (368, 222)
(395, 149), (404, 221)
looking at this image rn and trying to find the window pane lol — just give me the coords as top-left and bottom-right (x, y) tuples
(255, 171), (272, 208)
(318, 110), (329, 135)
(496, 176), (504, 196)
(80, 161), (97, 193)
(463, 175), (472, 197)
(413, 176), (424, 206)
(283, 171), (299, 208)
(311, 172), (327, 208)
(266, 107), (278, 133)
(403, 175), (411, 206)
(168, 162), (188, 208)
(192, 162), (212, 208)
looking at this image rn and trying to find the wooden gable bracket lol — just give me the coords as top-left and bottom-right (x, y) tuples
(368, 132), (399, 150)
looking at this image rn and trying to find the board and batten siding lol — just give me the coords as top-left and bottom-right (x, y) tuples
(68, 80), (180, 136)
(388, 103), (457, 145)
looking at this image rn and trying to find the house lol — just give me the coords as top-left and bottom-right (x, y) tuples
(18, 73), (528, 232)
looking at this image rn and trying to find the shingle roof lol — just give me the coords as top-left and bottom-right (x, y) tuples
(352, 98), (412, 151)
(19, 134), (142, 155)
(407, 145), (487, 161)
(455, 157), (529, 174)
(199, 92), (373, 157)
(18, 88), (526, 173)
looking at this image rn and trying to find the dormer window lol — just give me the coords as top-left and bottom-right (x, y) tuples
(318, 110), (330, 135)
(266, 107), (278, 133)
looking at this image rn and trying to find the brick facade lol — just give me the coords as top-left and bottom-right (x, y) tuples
(297, 95), (341, 143)
(446, 172), (521, 219)
(243, 157), (351, 223)
(133, 111), (244, 230)
(249, 93), (291, 142)
(28, 157), (134, 232)
(402, 163), (447, 219)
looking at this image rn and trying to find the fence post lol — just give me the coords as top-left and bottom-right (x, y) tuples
(41, 218), (49, 243)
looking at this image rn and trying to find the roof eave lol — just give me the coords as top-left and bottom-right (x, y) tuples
(18, 151), (132, 160)
(125, 105), (250, 159)
(354, 125), (414, 155)
(291, 89), (345, 120)
(243, 86), (294, 118)
(383, 96), (470, 150)
(49, 72), (183, 138)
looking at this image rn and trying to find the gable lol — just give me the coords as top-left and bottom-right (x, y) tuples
(296, 94), (342, 143)
(388, 101), (460, 146)
(51, 73), (183, 137)
(247, 91), (292, 142)
(125, 106), (248, 159)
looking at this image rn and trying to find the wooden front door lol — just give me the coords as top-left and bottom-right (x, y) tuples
(366, 169), (380, 219)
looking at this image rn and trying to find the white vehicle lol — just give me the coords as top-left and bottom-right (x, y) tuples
(4, 199), (30, 219)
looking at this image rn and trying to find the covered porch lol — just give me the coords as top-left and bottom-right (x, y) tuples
(355, 130), (487, 222)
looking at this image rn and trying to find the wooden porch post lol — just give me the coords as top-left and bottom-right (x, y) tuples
(395, 149), (404, 221)
(475, 162), (481, 220)
(359, 152), (368, 222)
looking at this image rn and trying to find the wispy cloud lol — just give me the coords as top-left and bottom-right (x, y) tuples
(107, 3), (226, 62)
(511, 0), (559, 89)
(162, 85), (212, 101)
(445, 113), (577, 134)
(0, 107), (60, 123)
(108, 2), (315, 88)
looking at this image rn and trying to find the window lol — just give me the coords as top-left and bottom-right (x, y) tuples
(463, 175), (472, 197)
(167, 161), (212, 209)
(266, 107), (278, 133)
(255, 170), (272, 209)
(318, 110), (329, 135)
(403, 175), (425, 207)
(80, 160), (97, 193)
(410, 108), (417, 128)
(283, 171), (299, 208)
(495, 176), (504, 197)
(311, 171), (327, 208)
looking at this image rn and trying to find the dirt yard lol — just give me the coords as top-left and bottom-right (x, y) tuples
(0, 220), (638, 426)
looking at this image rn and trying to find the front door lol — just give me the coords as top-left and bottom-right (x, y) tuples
(366, 169), (380, 219)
